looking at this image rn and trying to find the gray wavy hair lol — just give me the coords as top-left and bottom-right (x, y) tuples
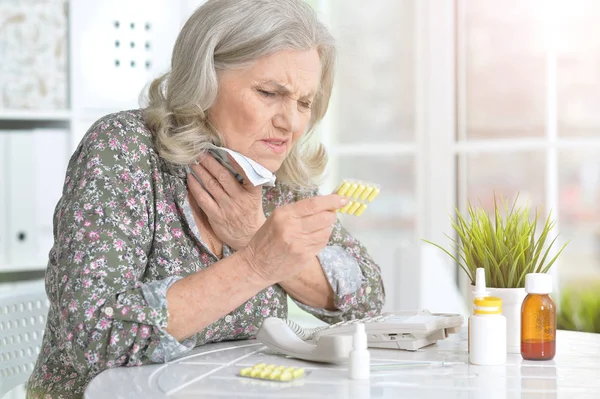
(143, 0), (336, 189)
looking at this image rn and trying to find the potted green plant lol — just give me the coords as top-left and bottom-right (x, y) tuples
(424, 196), (569, 353)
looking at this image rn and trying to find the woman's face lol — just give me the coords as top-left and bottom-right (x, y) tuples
(208, 48), (322, 172)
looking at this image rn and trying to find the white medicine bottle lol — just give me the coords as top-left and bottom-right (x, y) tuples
(349, 323), (370, 379)
(469, 296), (507, 365)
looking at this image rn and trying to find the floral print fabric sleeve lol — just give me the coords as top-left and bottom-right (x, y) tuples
(46, 117), (182, 378)
(289, 188), (386, 324)
(140, 277), (197, 361)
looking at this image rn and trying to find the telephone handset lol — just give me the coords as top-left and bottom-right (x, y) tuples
(256, 318), (353, 363)
(256, 310), (464, 364)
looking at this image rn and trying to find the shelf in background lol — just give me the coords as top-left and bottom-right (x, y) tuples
(0, 109), (72, 121)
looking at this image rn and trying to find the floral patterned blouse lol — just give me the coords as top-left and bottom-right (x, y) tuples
(26, 110), (385, 398)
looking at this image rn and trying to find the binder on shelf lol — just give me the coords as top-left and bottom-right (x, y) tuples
(33, 129), (69, 267)
(4, 129), (69, 271)
(6, 130), (38, 269)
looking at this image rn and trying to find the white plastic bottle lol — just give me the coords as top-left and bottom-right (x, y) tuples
(469, 296), (507, 365)
(469, 268), (490, 354)
(349, 323), (370, 379)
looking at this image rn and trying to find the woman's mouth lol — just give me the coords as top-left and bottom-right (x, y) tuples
(261, 139), (288, 155)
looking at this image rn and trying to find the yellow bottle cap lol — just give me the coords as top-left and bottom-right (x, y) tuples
(473, 296), (502, 315)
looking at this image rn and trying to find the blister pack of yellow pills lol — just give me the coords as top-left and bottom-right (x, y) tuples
(334, 179), (380, 216)
(239, 363), (305, 382)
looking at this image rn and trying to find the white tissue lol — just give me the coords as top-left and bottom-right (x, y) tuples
(187, 144), (275, 187)
(208, 144), (275, 187)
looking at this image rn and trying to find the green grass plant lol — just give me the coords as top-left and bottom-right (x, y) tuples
(424, 196), (569, 288)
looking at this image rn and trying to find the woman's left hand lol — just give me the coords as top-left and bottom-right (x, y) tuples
(187, 153), (266, 251)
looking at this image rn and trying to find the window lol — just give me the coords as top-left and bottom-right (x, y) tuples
(458, 0), (600, 289)
(308, 0), (419, 314)
(300, 0), (600, 319)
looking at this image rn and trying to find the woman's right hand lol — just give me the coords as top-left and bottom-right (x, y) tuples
(239, 194), (349, 285)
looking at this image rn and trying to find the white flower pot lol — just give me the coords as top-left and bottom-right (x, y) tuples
(469, 286), (527, 354)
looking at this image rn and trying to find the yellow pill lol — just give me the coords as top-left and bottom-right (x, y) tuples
(274, 366), (285, 372)
(339, 201), (353, 214)
(293, 368), (305, 378)
(360, 187), (374, 201)
(284, 367), (295, 374)
(335, 181), (351, 196)
(280, 371), (293, 381)
(254, 363), (266, 369)
(240, 367), (252, 377)
(354, 203), (368, 216)
(347, 202), (362, 215)
(352, 185), (366, 199)
(269, 371), (282, 380)
(250, 368), (262, 377)
(264, 364), (276, 371)
(260, 370), (272, 379)
(367, 188), (380, 202)
(345, 183), (359, 197)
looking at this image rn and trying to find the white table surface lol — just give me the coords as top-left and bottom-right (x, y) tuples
(84, 329), (600, 398)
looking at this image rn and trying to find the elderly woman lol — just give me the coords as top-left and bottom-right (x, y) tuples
(27, 0), (385, 397)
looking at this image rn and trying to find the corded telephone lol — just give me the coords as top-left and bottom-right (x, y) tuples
(256, 310), (464, 364)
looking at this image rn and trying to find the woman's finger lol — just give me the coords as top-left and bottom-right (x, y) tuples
(187, 173), (220, 216)
(199, 153), (245, 196)
(300, 210), (338, 234)
(304, 223), (335, 247)
(190, 160), (229, 202)
(293, 195), (349, 217)
(226, 153), (258, 192)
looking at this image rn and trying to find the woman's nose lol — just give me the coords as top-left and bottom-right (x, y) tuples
(272, 99), (300, 133)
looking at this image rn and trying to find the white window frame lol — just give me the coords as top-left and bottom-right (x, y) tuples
(315, 0), (459, 311)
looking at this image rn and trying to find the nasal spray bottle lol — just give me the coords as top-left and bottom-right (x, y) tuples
(468, 268), (489, 353)
(469, 268), (507, 365)
(349, 323), (370, 379)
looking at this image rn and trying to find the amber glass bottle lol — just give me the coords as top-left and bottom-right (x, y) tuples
(521, 273), (556, 360)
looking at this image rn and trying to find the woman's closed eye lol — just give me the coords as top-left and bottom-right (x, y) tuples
(257, 88), (311, 111)
(298, 100), (312, 111)
(257, 89), (276, 98)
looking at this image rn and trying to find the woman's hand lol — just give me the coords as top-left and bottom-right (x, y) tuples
(239, 194), (349, 285)
(187, 153), (266, 250)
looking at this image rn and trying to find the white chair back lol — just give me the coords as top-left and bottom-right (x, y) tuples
(0, 282), (49, 398)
